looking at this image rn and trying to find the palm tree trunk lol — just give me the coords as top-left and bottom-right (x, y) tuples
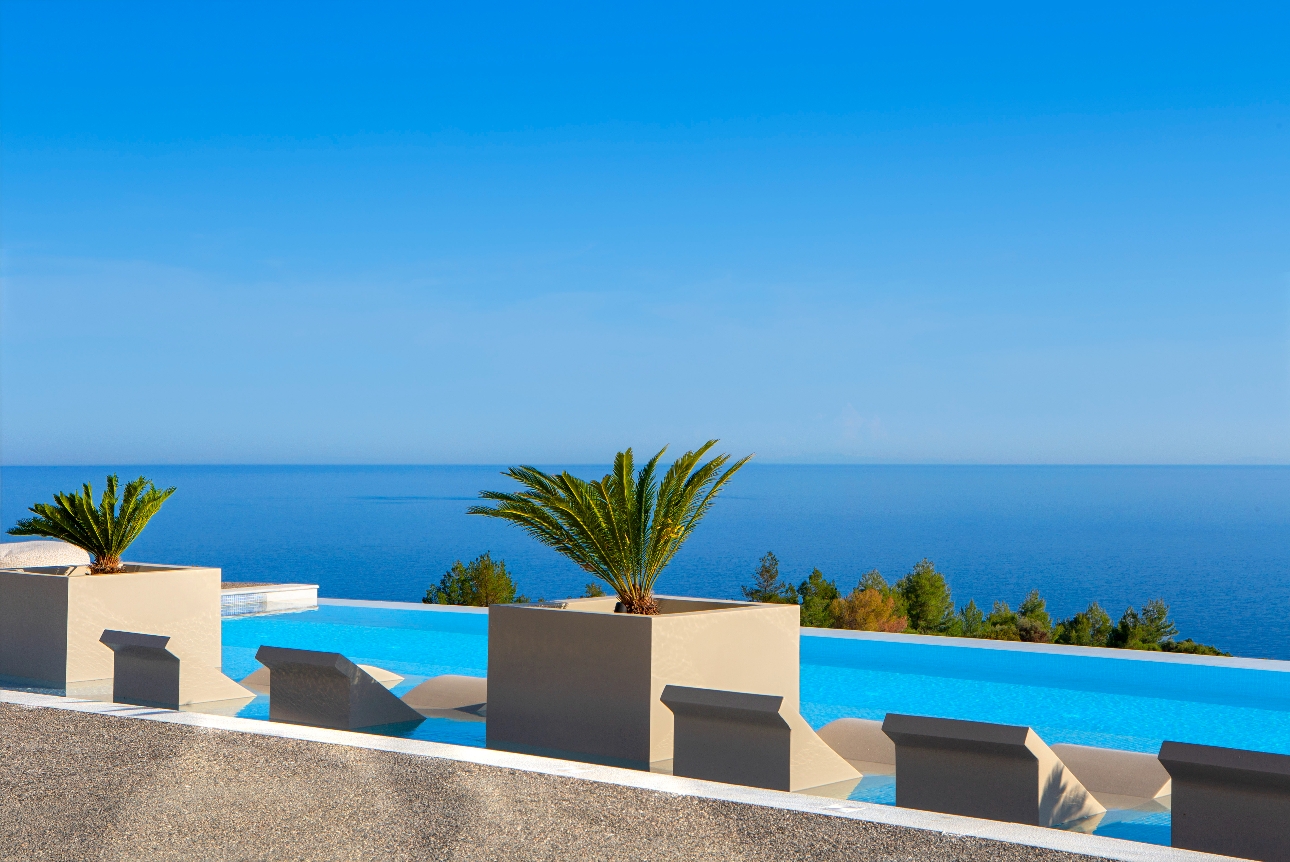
(619, 587), (659, 615)
(91, 556), (123, 574)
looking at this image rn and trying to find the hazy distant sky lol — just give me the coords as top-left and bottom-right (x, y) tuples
(2, 1), (1287, 465)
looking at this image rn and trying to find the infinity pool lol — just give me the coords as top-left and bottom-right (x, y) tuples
(224, 599), (1290, 754)
(220, 599), (1290, 846)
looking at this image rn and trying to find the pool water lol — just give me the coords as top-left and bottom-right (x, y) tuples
(220, 600), (1290, 846)
(224, 601), (1290, 754)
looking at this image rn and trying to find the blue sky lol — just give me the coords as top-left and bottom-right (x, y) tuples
(2, 1), (1287, 465)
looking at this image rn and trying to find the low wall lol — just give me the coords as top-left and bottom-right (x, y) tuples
(0, 692), (1219, 862)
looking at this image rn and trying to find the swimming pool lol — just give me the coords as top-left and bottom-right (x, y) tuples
(219, 599), (1290, 846)
(223, 599), (1290, 756)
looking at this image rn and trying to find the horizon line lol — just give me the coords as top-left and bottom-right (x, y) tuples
(2, 462), (1288, 469)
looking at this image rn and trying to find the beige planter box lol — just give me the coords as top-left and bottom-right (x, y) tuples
(0, 563), (248, 704)
(487, 596), (801, 768)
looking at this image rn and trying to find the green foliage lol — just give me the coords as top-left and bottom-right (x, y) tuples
(797, 568), (841, 628)
(741, 551), (798, 603)
(955, 599), (986, 637)
(983, 600), (1021, 640)
(8, 474), (176, 573)
(831, 585), (908, 632)
(1161, 639), (1228, 656)
(1015, 590), (1053, 643)
(1108, 599), (1177, 649)
(469, 441), (750, 614)
(895, 559), (954, 634)
(1099, 599), (1226, 654)
(582, 582), (606, 598)
(731, 553), (1229, 655)
(1054, 602), (1113, 647)
(424, 553), (526, 606)
(969, 591), (1054, 642)
(858, 569), (891, 595)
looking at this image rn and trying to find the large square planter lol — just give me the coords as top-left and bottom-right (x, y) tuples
(487, 596), (801, 768)
(0, 563), (249, 704)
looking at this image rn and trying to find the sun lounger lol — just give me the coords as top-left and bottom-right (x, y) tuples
(240, 663), (402, 695)
(1159, 740), (1290, 861)
(1049, 743), (1171, 809)
(817, 717), (896, 773)
(99, 629), (252, 709)
(254, 645), (424, 730)
(882, 713), (1105, 827)
(660, 685), (860, 792)
(401, 674), (487, 720)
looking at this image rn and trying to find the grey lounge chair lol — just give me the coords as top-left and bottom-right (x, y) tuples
(254, 645), (424, 731)
(882, 713), (1105, 828)
(1159, 741), (1290, 862)
(99, 629), (253, 710)
(660, 685), (859, 792)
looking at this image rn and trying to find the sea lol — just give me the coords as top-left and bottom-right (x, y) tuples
(2, 465), (1287, 660)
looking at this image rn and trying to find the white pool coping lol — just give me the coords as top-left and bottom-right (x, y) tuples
(320, 597), (488, 614)
(1, 689), (1234, 862)
(806, 628), (1290, 671)
(223, 583), (319, 595)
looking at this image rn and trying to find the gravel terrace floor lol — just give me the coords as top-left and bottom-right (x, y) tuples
(0, 701), (1122, 862)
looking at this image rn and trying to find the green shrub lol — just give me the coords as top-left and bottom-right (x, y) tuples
(831, 586), (907, 632)
(741, 551), (798, 603)
(895, 559), (954, 634)
(424, 553), (526, 606)
(1161, 638), (1228, 656)
(797, 568), (840, 628)
(1054, 602), (1113, 647)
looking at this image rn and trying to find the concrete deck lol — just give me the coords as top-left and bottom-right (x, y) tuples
(0, 695), (1222, 862)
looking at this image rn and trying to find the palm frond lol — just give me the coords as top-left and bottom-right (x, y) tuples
(7, 474), (176, 573)
(470, 442), (751, 613)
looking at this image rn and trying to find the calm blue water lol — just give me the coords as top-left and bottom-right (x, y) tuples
(222, 602), (1290, 756)
(4, 464), (1289, 657)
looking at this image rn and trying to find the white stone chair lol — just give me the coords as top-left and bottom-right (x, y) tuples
(1049, 743), (1171, 809)
(817, 717), (896, 773)
(660, 685), (860, 792)
(882, 713), (1105, 828)
(1159, 740), (1290, 861)
(401, 674), (487, 720)
(254, 645), (424, 730)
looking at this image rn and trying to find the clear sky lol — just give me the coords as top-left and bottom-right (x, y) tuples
(2, 1), (1287, 465)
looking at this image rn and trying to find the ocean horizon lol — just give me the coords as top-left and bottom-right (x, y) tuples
(3, 463), (1287, 659)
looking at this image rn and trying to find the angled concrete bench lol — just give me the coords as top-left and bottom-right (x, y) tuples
(401, 674), (487, 721)
(818, 717), (896, 773)
(1159, 741), (1290, 861)
(1049, 743), (1171, 809)
(240, 663), (403, 695)
(882, 713), (1105, 828)
(99, 629), (252, 709)
(255, 645), (424, 731)
(660, 685), (859, 793)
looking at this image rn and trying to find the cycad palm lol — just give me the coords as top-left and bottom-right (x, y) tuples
(469, 441), (751, 614)
(8, 474), (176, 573)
